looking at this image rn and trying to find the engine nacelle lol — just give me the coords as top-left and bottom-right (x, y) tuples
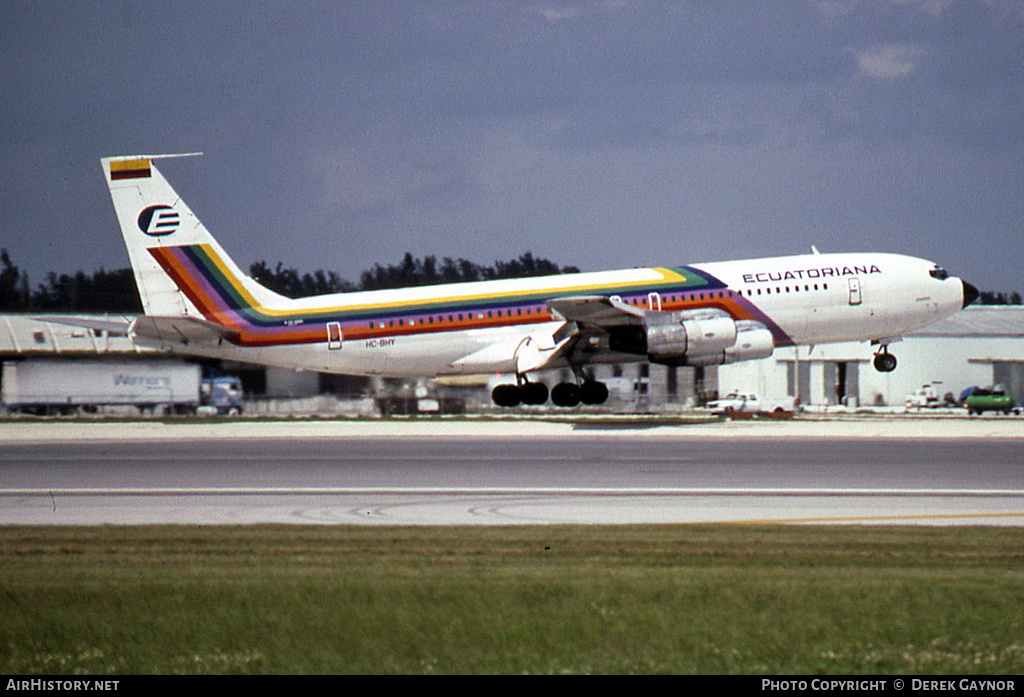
(607, 311), (775, 367)
(723, 320), (775, 364)
(644, 310), (738, 362)
(682, 320), (775, 366)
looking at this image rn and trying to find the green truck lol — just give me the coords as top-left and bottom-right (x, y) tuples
(963, 385), (1017, 415)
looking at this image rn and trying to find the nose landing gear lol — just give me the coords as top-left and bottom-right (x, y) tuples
(873, 345), (897, 372)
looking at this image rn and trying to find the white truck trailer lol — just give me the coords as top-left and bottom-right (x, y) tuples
(2, 359), (202, 415)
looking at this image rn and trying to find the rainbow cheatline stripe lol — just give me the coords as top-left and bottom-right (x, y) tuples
(149, 244), (791, 347)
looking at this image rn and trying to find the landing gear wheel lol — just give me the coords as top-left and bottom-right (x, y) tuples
(520, 382), (549, 406)
(551, 382), (581, 408)
(873, 350), (897, 373)
(579, 380), (609, 405)
(492, 384), (522, 408)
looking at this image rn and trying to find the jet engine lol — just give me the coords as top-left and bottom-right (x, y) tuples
(645, 310), (737, 361)
(608, 310), (775, 367)
(687, 320), (776, 366)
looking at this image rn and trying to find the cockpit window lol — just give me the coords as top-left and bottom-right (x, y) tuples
(929, 266), (949, 280)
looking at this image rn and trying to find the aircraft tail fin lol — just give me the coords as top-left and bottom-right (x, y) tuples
(101, 154), (287, 319)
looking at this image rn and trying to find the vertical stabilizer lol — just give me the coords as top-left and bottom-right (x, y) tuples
(101, 154), (285, 318)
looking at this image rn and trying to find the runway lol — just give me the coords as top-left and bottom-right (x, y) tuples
(2, 424), (1023, 525)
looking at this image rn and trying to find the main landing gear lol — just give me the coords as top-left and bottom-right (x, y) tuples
(551, 380), (609, 407)
(873, 345), (897, 373)
(492, 380), (548, 408)
(492, 377), (609, 408)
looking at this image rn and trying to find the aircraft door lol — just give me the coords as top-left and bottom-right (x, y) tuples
(326, 321), (343, 350)
(647, 292), (662, 311)
(848, 278), (862, 306)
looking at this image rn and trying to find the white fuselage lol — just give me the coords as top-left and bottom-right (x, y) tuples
(698, 252), (964, 346)
(143, 251), (967, 378)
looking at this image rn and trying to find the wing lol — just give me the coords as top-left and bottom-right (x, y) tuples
(451, 296), (649, 375)
(546, 295), (645, 327)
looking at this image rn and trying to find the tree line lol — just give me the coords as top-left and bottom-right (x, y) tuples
(0, 248), (581, 312)
(0, 249), (141, 313)
(979, 290), (1023, 305)
(250, 251), (580, 297)
(2, 246), (1020, 312)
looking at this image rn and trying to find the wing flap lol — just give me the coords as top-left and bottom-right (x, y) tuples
(450, 324), (575, 374)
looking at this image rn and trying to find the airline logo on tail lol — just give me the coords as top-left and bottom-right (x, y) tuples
(137, 205), (180, 236)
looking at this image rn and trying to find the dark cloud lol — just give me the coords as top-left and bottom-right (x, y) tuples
(1, 1), (1022, 293)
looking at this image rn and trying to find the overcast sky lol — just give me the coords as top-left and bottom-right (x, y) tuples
(2, 1), (1022, 292)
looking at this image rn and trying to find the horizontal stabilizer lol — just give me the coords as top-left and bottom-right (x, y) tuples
(130, 315), (238, 346)
(34, 316), (132, 335)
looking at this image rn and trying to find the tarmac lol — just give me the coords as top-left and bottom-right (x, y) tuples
(2, 413), (1023, 442)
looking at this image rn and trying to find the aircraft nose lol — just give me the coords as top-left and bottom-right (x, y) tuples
(962, 280), (980, 308)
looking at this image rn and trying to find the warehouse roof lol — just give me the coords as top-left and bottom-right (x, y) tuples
(0, 314), (150, 356)
(909, 306), (1024, 338)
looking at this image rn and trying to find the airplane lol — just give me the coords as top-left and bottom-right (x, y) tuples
(95, 152), (979, 408)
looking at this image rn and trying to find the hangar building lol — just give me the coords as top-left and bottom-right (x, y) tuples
(1, 306), (1022, 411)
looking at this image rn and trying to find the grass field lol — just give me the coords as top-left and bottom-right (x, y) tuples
(2, 525), (1023, 674)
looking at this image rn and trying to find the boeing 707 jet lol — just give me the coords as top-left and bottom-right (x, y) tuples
(95, 153), (978, 407)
